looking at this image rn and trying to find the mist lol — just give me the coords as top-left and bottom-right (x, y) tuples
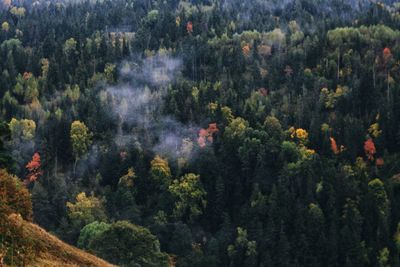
(100, 52), (198, 161)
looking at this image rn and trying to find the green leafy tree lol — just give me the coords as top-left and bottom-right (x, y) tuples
(70, 121), (92, 175)
(66, 192), (107, 227)
(89, 221), (169, 267)
(77, 221), (110, 250)
(169, 173), (207, 221)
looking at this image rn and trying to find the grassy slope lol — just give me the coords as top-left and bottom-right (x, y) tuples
(7, 214), (116, 267)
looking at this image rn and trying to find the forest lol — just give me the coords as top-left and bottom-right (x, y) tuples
(1, 0), (400, 266)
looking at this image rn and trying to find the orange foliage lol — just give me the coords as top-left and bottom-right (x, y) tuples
(383, 47), (392, 64)
(364, 139), (376, 161)
(376, 157), (384, 167)
(197, 123), (219, 148)
(23, 72), (33, 80)
(242, 45), (251, 56)
(186, 21), (193, 33)
(330, 137), (339, 154)
(25, 152), (43, 184)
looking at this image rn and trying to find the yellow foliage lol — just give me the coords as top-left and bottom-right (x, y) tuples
(1, 21), (9, 32)
(9, 118), (36, 141)
(290, 127), (309, 143)
(368, 122), (382, 138)
(119, 167), (136, 188)
(151, 155), (171, 181)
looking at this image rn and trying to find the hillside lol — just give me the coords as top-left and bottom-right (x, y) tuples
(5, 214), (115, 267)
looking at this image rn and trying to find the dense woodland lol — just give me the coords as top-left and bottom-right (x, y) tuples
(2, 0), (400, 266)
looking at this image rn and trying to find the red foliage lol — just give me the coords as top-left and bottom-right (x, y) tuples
(330, 137), (339, 155)
(383, 47), (392, 64)
(364, 139), (376, 161)
(25, 152), (43, 184)
(186, 21), (193, 34)
(207, 123), (219, 135)
(23, 72), (33, 80)
(242, 45), (251, 56)
(376, 157), (384, 167)
(197, 123), (219, 148)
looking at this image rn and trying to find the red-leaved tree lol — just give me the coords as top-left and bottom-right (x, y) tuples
(197, 123), (219, 148)
(25, 152), (43, 184)
(187, 21), (193, 34)
(364, 139), (376, 161)
(330, 137), (339, 155)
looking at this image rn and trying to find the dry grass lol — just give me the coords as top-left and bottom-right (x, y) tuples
(7, 214), (116, 267)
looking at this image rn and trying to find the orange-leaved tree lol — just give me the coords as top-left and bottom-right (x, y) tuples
(330, 137), (339, 155)
(364, 138), (376, 161)
(25, 152), (42, 184)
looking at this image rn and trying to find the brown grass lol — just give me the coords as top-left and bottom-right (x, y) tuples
(7, 214), (116, 267)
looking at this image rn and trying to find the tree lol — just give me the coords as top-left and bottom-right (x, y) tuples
(150, 155), (171, 185)
(368, 179), (389, 219)
(330, 137), (339, 154)
(25, 152), (42, 184)
(227, 227), (257, 267)
(169, 173), (207, 221)
(187, 21), (193, 34)
(114, 168), (141, 221)
(89, 221), (169, 266)
(198, 123), (219, 148)
(1, 21), (9, 32)
(364, 138), (376, 161)
(224, 117), (249, 143)
(0, 169), (32, 220)
(377, 247), (390, 267)
(0, 169), (33, 265)
(0, 122), (13, 170)
(77, 221), (110, 250)
(63, 38), (78, 57)
(66, 192), (107, 226)
(9, 118), (36, 141)
(70, 121), (92, 175)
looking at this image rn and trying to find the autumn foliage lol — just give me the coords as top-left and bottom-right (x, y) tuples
(242, 44), (251, 56)
(25, 152), (43, 184)
(330, 137), (339, 154)
(364, 139), (376, 161)
(383, 47), (392, 63)
(376, 157), (384, 167)
(198, 123), (219, 148)
(186, 21), (193, 33)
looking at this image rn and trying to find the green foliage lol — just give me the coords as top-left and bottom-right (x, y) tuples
(169, 173), (207, 221)
(9, 118), (36, 141)
(77, 221), (110, 250)
(89, 221), (169, 267)
(70, 121), (92, 160)
(227, 227), (257, 267)
(66, 192), (107, 226)
(368, 178), (389, 218)
(0, 1), (400, 266)
(150, 155), (172, 185)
